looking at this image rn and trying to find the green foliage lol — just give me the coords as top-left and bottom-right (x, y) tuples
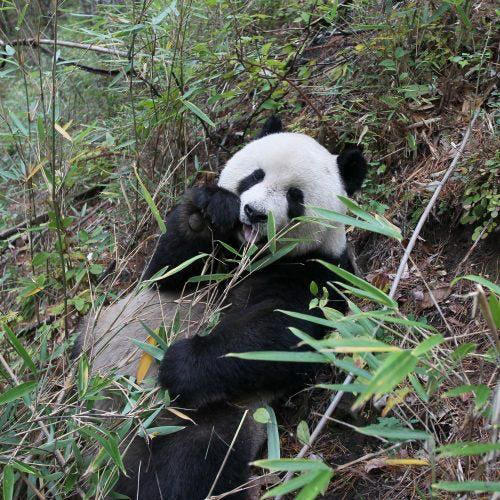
(460, 153), (499, 240)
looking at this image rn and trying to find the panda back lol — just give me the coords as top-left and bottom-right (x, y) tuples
(77, 288), (206, 380)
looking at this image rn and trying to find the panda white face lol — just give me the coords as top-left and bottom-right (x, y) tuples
(218, 132), (349, 257)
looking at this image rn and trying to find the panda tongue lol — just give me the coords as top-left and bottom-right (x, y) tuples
(243, 224), (258, 243)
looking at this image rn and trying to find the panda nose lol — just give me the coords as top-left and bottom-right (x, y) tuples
(244, 204), (267, 224)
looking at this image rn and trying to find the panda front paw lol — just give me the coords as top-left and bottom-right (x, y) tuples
(189, 186), (240, 235)
(158, 338), (227, 408)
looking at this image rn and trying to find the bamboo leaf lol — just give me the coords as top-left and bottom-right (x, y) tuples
(133, 166), (166, 233)
(437, 442), (500, 458)
(432, 481), (500, 493)
(353, 351), (418, 409)
(0, 381), (37, 405)
(181, 99), (215, 127)
(253, 458), (330, 472)
(356, 424), (430, 441)
(265, 405), (280, 459)
(226, 351), (329, 363)
(267, 211), (276, 254)
(4, 324), (37, 373)
(54, 122), (73, 142)
(2, 465), (15, 500)
(451, 275), (500, 295)
(261, 471), (319, 499)
(296, 469), (333, 500)
(316, 261), (397, 308)
(130, 338), (164, 361)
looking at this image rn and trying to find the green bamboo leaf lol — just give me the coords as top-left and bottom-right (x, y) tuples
(353, 351), (417, 409)
(451, 275), (500, 295)
(432, 481), (500, 493)
(248, 242), (298, 272)
(319, 337), (400, 353)
(265, 405), (280, 459)
(9, 111), (28, 136)
(130, 338), (165, 361)
(4, 324), (37, 373)
(437, 442), (500, 458)
(277, 310), (336, 329)
(253, 458), (330, 472)
(408, 373), (429, 402)
(77, 353), (89, 398)
(297, 420), (310, 445)
(133, 166), (166, 233)
(303, 205), (401, 240)
(253, 407), (271, 424)
(146, 253), (208, 283)
(0, 381), (37, 405)
(316, 383), (368, 393)
(139, 321), (169, 351)
(226, 351), (329, 363)
(296, 469), (333, 500)
(78, 427), (126, 474)
(316, 261), (397, 308)
(261, 471), (319, 499)
(412, 334), (444, 357)
(356, 424), (430, 441)
(187, 273), (232, 283)
(2, 465), (15, 500)
(145, 426), (185, 437)
(267, 211), (276, 254)
(181, 99), (215, 127)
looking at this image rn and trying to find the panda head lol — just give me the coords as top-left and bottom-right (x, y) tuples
(218, 117), (367, 257)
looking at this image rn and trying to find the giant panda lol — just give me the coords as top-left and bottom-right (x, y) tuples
(75, 116), (367, 499)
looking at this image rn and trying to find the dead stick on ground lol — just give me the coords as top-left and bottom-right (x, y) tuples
(276, 108), (481, 496)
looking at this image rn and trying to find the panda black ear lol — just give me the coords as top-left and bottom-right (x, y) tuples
(337, 148), (367, 196)
(257, 115), (283, 138)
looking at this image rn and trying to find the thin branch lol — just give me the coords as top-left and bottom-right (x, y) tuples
(1, 37), (133, 58)
(276, 108), (481, 497)
(389, 108), (480, 297)
(206, 410), (249, 498)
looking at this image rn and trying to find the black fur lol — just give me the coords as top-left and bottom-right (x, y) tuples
(115, 403), (261, 500)
(286, 187), (305, 219)
(337, 148), (367, 196)
(237, 168), (265, 195)
(257, 115), (283, 138)
(142, 186), (240, 289)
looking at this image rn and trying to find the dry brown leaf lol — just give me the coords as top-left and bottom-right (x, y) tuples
(418, 286), (451, 309)
(365, 457), (429, 472)
(54, 122), (73, 142)
(166, 407), (196, 424)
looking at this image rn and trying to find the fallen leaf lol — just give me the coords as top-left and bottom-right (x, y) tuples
(418, 286), (451, 309)
(365, 457), (429, 472)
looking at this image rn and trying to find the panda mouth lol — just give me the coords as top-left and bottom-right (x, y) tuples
(242, 224), (259, 244)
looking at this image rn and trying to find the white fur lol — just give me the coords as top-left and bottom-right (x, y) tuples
(218, 132), (347, 256)
(79, 288), (205, 379)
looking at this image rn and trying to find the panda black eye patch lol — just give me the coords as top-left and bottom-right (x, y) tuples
(237, 168), (265, 195)
(287, 187), (304, 219)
